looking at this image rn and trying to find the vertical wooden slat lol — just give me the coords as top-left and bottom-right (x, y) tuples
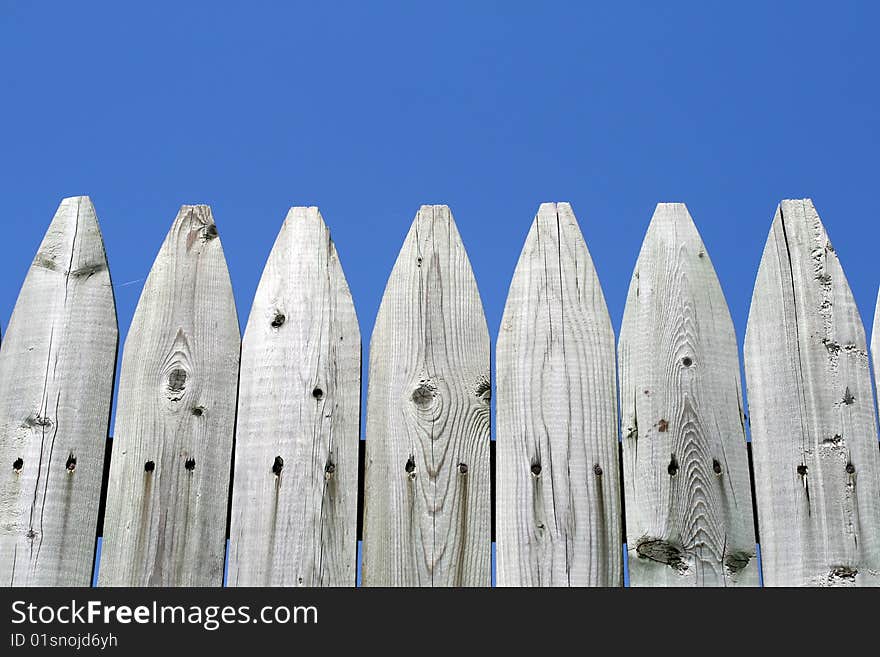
(745, 199), (880, 586)
(99, 205), (240, 587)
(496, 202), (621, 586)
(228, 207), (360, 587)
(0, 196), (117, 586)
(619, 203), (757, 587)
(362, 205), (490, 586)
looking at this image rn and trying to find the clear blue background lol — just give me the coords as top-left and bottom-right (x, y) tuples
(1, 1), (876, 587)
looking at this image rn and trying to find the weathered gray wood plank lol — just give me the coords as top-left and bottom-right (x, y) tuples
(496, 202), (621, 586)
(619, 203), (757, 587)
(0, 196), (117, 586)
(228, 207), (360, 587)
(99, 205), (240, 587)
(362, 205), (490, 586)
(745, 199), (880, 586)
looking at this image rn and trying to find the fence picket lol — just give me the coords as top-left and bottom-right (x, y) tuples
(228, 207), (360, 587)
(744, 199), (880, 586)
(98, 205), (240, 586)
(496, 202), (621, 586)
(0, 196), (117, 586)
(362, 205), (491, 586)
(619, 203), (757, 586)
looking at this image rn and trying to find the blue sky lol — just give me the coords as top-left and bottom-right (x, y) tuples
(1, 2), (876, 586)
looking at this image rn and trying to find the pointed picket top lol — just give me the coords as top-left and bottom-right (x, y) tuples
(99, 205), (240, 586)
(228, 207), (360, 587)
(496, 202), (621, 586)
(745, 199), (880, 586)
(362, 205), (491, 586)
(619, 203), (757, 587)
(0, 196), (117, 585)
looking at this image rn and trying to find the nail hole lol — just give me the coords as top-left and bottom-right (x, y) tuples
(797, 464), (808, 476)
(312, 387), (324, 400)
(405, 456), (416, 476)
(667, 455), (679, 476)
(682, 356), (693, 367)
(191, 406), (204, 417)
(184, 458), (196, 471)
(324, 461), (336, 480)
(593, 463), (603, 476)
(712, 459), (722, 475)
(144, 460), (155, 473)
(846, 462), (855, 474)
(458, 462), (468, 475)
(66, 454), (77, 472)
(272, 455), (284, 476)
(12, 457), (23, 473)
(271, 312), (285, 328)
(531, 462), (542, 476)
(658, 419), (669, 432)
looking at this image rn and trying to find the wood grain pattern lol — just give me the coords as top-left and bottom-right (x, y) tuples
(228, 207), (360, 587)
(619, 203), (757, 587)
(98, 205), (240, 587)
(0, 196), (117, 586)
(745, 199), (880, 586)
(496, 202), (621, 586)
(362, 205), (490, 586)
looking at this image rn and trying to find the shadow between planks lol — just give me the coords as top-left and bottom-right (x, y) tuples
(2, 197), (879, 588)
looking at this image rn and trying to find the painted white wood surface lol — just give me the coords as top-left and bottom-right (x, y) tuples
(228, 207), (360, 587)
(496, 202), (621, 586)
(619, 203), (757, 587)
(362, 205), (491, 586)
(99, 205), (240, 586)
(0, 196), (117, 586)
(745, 199), (880, 586)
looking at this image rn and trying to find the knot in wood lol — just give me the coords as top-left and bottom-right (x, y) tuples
(12, 457), (23, 473)
(410, 381), (436, 408)
(636, 537), (687, 573)
(24, 414), (53, 429)
(166, 368), (188, 402)
(474, 376), (491, 405)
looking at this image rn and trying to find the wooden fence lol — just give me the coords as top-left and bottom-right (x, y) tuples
(2, 196), (879, 587)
